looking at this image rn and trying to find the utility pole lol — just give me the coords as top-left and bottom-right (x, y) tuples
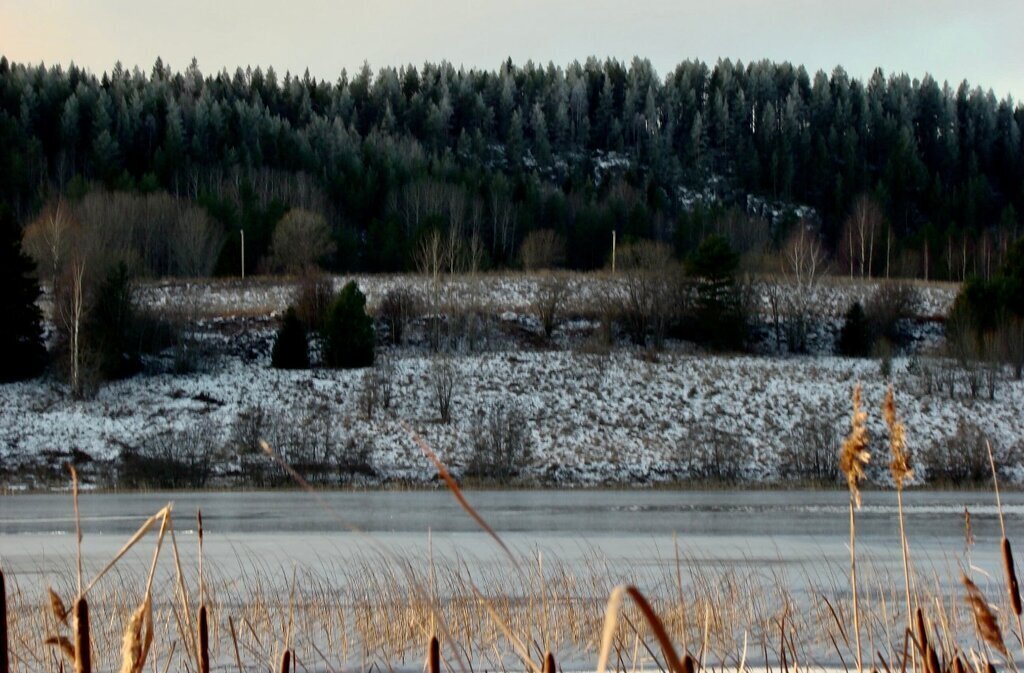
(611, 230), (617, 273)
(240, 229), (246, 279)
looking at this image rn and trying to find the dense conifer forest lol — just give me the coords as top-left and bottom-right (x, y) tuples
(1, 55), (1022, 276)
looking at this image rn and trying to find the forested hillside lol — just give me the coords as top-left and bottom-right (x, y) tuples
(1, 55), (1022, 276)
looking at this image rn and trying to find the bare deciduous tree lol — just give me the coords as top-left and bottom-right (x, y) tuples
(170, 208), (225, 277)
(780, 223), (828, 353)
(532, 275), (570, 340)
(268, 209), (336, 273)
(841, 195), (883, 278)
(617, 241), (679, 347)
(22, 200), (75, 283)
(518, 229), (567, 271)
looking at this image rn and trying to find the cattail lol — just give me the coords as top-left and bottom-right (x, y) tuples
(924, 644), (940, 673)
(962, 574), (1008, 657)
(197, 605), (210, 673)
(1, 569), (8, 673)
(682, 654), (696, 673)
(914, 608), (928, 651)
(428, 635), (440, 673)
(543, 651), (556, 673)
(840, 384), (871, 509)
(279, 649), (292, 673)
(1002, 538), (1022, 616)
(74, 597), (91, 673)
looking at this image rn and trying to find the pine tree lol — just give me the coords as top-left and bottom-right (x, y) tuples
(0, 205), (47, 382)
(323, 281), (374, 369)
(271, 307), (310, 369)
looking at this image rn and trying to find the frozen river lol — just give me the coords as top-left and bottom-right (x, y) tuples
(3, 488), (1023, 671)
(1, 488), (1019, 581)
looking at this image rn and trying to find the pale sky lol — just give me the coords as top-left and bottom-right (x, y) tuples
(2, 0), (1022, 99)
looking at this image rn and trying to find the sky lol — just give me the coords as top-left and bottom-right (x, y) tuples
(1, 0), (1022, 99)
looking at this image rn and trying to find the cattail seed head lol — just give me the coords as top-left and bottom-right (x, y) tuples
(74, 597), (91, 673)
(197, 605), (210, 673)
(1001, 537), (1022, 616)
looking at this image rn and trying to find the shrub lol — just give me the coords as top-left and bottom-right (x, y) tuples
(519, 229), (566, 271)
(358, 356), (395, 419)
(778, 414), (841, 484)
(272, 307), (310, 369)
(467, 400), (532, 481)
(294, 271), (334, 331)
(921, 420), (1017, 485)
(324, 281), (375, 369)
(676, 424), (747, 483)
(430, 355), (457, 423)
(865, 281), (919, 346)
(378, 285), (421, 345)
(118, 425), (219, 489)
(837, 302), (872, 357)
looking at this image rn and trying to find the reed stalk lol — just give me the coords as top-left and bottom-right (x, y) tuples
(840, 384), (870, 673)
(1, 568), (8, 673)
(987, 441), (1024, 655)
(884, 386), (915, 672)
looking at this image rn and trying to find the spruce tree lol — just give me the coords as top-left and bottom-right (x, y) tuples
(838, 302), (872, 357)
(0, 205), (47, 382)
(324, 281), (374, 369)
(271, 307), (310, 369)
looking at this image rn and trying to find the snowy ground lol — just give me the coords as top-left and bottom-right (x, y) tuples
(1, 332), (1021, 487)
(133, 273), (959, 319)
(3, 273), (1012, 488)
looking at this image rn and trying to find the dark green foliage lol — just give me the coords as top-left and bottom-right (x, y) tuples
(0, 205), (46, 382)
(1, 57), (1022, 276)
(324, 281), (375, 369)
(271, 307), (310, 370)
(949, 237), (1024, 334)
(86, 262), (141, 380)
(685, 235), (747, 350)
(838, 302), (872, 357)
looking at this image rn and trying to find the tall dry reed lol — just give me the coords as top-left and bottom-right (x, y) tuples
(1, 568), (8, 673)
(884, 385), (915, 668)
(840, 383), (870, 673)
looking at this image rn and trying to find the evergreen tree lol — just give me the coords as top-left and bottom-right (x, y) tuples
(87, 262), (141, 380)
(686, 235), (745, 350)
(837, 302), (872, 357)
(323, 281), (374, 369)
(271, 307), (310, 369)
(0, 205), (47, 382)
